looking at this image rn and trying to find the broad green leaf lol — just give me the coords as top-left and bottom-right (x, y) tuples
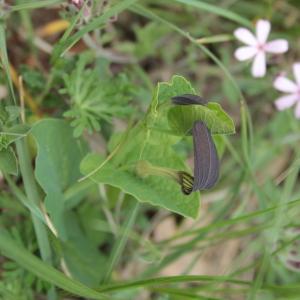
(30, 119), (85, 238)
(30, 119), (106, 285)
(81, 129), (200, 219)
(168, 102), (235, 135)
(0, 147), (17, 175)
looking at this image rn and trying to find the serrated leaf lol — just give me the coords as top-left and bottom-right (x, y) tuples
(168, 102), (235, 135)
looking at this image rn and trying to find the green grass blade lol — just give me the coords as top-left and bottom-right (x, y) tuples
(0, 230), (108, 300)
(10, 0), (63, 12)
(102, 201), (139, 283)
(172, 0), (252, 27)
(0, 22), (16, 104)
(159, 198), (300, 244)
(5, 175), (47, 225)
(98, 275), (250, 292)
(151, 287), (223, 300)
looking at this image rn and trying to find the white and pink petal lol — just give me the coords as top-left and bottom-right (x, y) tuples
(273, 76), (298, 93)
(256, 19), (271, 44)
(265, 39), (288, 53)
(251, 52), (266, 77)
(234, 28), (257, 46)
(234, 46), (257, 61)
(275, 94), (298, 111)
(292, 63), (300, 86)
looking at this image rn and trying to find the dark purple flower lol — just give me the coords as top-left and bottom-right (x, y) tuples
(171, 94), (219, 194)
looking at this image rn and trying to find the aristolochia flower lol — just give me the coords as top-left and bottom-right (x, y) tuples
(234, 19), (288, 77)
(273, 63), (300, 118)
(136, 94), (219, 195)
(171, 94), (219, 194)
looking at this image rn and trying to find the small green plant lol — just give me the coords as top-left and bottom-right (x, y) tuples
(61, 53), (135, 137)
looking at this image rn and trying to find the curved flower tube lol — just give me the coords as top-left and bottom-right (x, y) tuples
(172, 94), (220, 194)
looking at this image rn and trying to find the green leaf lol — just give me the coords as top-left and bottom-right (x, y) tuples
(146, 75), (196, 133)
(81, 129), (200, 219)
(168, 102), (235, 135)
(30, 118), (106, 285)
(61, 54), (134, 137)
(0, 147), (18, 175)
(30, 119), (85, 238)
(150, 75), (195, 115)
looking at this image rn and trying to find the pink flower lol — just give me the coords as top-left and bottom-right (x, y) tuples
(69, 0), (91, 20)
(234, 20), (288, 77)
(70, 0), (84, 9)
(274, 63), (300, 118)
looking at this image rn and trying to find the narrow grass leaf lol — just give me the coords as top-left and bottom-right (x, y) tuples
(0, 23), (17, 104)
(98, 275), (250, 293)
(172, 0), (252, 27)
(10, 0), (63, 12)
(0, 230), (108, 300)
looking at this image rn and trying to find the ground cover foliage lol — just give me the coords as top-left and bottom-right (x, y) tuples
(1, 1), (300, 299)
